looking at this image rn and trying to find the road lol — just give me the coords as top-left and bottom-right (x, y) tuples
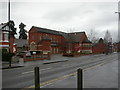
(2, 53), (118, 89)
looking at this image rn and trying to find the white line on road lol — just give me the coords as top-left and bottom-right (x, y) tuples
(22, 68), (51, 74)
(24, 59), (117, 89)
(40, 68), (51, 71)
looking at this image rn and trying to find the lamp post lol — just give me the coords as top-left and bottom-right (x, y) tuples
(115, 11), (120, 52)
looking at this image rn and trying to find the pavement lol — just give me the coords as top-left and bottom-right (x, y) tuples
(1, 54), (70, 69)
(2, 54), (107, 69)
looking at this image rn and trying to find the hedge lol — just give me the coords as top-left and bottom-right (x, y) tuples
(2, 48), (14, 61)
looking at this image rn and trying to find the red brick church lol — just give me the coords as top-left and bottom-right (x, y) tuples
(28, 26), (92, 56)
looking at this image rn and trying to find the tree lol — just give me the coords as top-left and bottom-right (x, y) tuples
(2, 48), (14, 61)
(104, 30), (112, 54)
(19, 22), (27, 39)
(104, 30), (112, 43)
(88, 29), (99, 43)
(67, 28), (74, 33)
(7, 20), (17, 38)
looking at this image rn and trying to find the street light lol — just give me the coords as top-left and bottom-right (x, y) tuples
(115, 11), (120, 20)
(115, 12), (120, 13)
(115, 11), (120, 52)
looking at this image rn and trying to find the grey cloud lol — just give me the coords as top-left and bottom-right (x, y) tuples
(1, 2), (118, 42)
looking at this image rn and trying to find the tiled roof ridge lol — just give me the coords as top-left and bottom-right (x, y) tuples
(32, 26), (66, 34)
(68, 32), (85, 34)
(32, 26), (85, 35)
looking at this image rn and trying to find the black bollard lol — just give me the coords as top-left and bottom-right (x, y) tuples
(34, 67), (40, 90)
(77, 68), (83, 90)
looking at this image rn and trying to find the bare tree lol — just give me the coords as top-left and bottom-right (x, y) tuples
(67, 28), (74, 33)
(88, 29), (99, 43)
(104, 30), (112, 43)
(104, 30), (112, 54)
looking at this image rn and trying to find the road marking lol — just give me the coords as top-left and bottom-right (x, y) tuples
(27, 72), (77, 88)
(23, 59), (117, 89)
(83, 59), (117, 71)
(40, 68), (51, 71)
(22, 68), (51, 74)
(22, 71), (34, 74)
(63, 59), (69, 60)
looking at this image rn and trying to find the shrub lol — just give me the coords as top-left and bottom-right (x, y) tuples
(2, 48), (14, 61)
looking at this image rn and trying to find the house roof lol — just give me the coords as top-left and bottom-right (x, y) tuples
(68, 32), (84, 43)
(63, 32), (91, 43)
(0, 23), (7, 28)
(0, 23), (9, 31)
(31, 26), (92, 43)
(14, 39), (28, 47)
(0, 22), (17, 35)
(82, 37), (92, 43)
(32, 26), (64, 35)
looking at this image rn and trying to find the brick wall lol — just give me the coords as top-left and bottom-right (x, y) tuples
(92, 43), (107, 54)
(29, 27), (65, 54)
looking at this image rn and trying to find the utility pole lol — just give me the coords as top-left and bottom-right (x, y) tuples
(8, 0), (11, 68)
(8, 0), (10, 22)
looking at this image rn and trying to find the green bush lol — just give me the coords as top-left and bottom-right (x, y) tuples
(2, 48), (14, 61)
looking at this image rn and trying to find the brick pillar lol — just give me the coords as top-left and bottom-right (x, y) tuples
(10, 35), (14, 53)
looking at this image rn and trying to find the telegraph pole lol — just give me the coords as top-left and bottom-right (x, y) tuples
(8, 0), (11, 68)
(8, 0), (10, 22)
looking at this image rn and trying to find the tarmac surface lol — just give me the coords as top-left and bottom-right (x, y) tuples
(1, 53), (119, 89)
(41, 60), (118, 88)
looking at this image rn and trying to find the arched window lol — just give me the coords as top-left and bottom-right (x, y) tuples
(30, 42), (36, 51)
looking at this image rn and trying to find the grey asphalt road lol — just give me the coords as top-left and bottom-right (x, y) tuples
(2, 53), (118, 89)
(42, 60), (118, 88)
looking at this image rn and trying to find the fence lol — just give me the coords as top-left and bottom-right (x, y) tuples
(23, 52), (50, 62)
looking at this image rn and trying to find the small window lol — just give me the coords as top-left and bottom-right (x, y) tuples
(40, 36), (42, 40)
(4, 33), (8, 41)
(30, 42), (36, 50)
(0, 33), (2, 41)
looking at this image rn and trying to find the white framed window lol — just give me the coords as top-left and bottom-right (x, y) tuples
(0, 33), (2, 41)
(57, 48), (58, 53)
(40, 36), (42, 41)
(4, 33), (8, 41)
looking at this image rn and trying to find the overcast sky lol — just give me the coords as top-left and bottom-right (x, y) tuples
(1, 0), (119, 42)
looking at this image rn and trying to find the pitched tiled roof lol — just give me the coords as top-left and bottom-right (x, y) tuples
(33, 26), (64, 35)
(31, 26), (91, 43)
(82, 37), (92, 43)
(14, 39), (28, 47)
(62, 32), (85, 43)
(0, 23), (9, 31)
(68, 32), (84, 43)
